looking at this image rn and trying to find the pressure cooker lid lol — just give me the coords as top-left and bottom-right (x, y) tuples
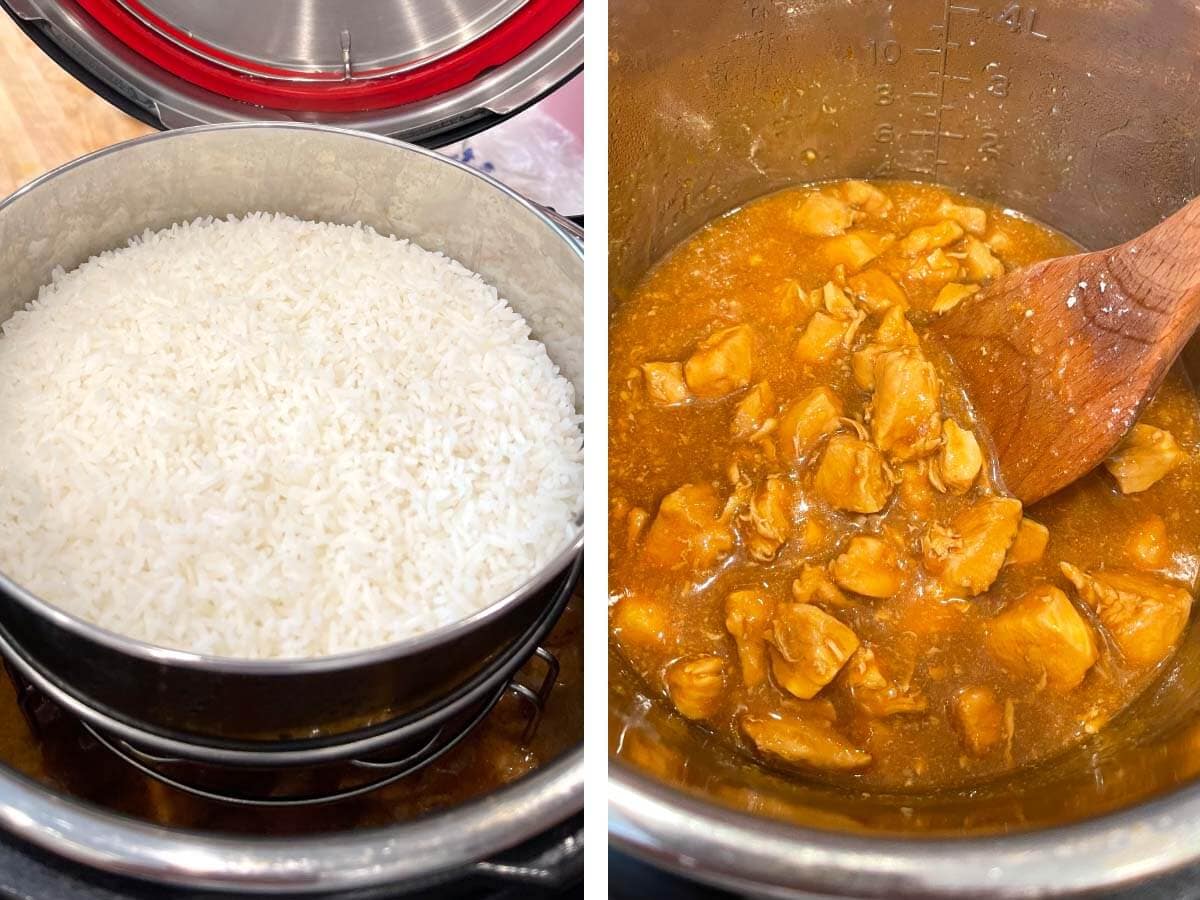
(2, 0), (582, 143)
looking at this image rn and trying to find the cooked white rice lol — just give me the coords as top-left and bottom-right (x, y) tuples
(0, 214), (582, 659)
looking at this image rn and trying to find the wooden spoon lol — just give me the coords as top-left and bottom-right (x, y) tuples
(931, 195), (1200, 505)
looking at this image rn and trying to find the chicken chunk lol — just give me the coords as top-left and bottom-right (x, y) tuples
(792, 564), (851, 608)
(780, 387), (843, 461)
(930, 419), (983, 494)
(936, 199), (987, 236)
(931, 282), (980, 314)
(641, 361), (690, 405)
(904, 247), (963, 288)
(1103, 424), (1185, 494)
(844, 647), (927, 717)
(823, 231), (893, 272)
(963, 236), (1005, 281)
(813, 433), (894, 514)
(643, 483), (734, 570)
(951, 686), (1006, 755)
(1006, 517), (1049, 566)
(987, 585), (1098, 690)
(745, 475), (792, 562)
(1060, 563), (1193, 668)
(684, 325), (754, 398)
(924, 497), (1023, 596)
(665, 656), (726, 720)
(732, 381), (776, 441)
(611, 592), (668, 649)
(831, 535), (904, 598)
(725, 590), (774, 687)
(795, 311), (847, 365)
(851, 306), (920, 391)
(899, 220), (964, 256)
(840, 180), (893, 216)
(847, 268), (908, 313)
(768, 604), (860, 699)
(741, 714), (871, 770)
(792, 192), (853, 237)
(1127, 514), (1169, 569)
(870, 348), (942, 461)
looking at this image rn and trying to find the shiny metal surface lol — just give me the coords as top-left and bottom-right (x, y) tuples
(0, 742), (581, 893)
(0, 123), (583, 744)
(125, 0), (527, 80)
(5, 0), (582, 139)
(609, 0), (1200, 895)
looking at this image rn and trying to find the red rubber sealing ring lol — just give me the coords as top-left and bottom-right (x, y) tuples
(73, 0), (580, 113)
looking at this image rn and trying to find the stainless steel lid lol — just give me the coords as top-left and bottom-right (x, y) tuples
(2, 0), (582, 143)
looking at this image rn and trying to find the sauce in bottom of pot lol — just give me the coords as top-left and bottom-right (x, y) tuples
(0, 596), (581, 832)
(610, 180), (1200, 790)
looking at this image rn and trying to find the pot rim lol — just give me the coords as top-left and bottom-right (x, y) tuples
(0, 121), (584, 674)
(0, 744), (582, 893)
(609, 760), (1200, 898)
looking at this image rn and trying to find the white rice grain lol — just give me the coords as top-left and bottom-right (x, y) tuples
(0, 214), (582, 659)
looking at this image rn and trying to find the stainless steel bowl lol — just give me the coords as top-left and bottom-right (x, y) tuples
(609, 0), (1200, 895)
(0, 122), (583, 745)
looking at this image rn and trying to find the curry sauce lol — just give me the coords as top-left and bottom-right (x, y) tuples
(609, 181), (1200, 791)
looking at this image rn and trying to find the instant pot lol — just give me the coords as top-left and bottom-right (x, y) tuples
(609, 0), (1200, 896)
(0, 4), (584, 896)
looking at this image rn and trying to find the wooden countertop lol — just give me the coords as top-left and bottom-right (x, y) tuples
(0, 11), (151, 198)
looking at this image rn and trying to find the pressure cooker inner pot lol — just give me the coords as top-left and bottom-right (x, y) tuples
(610, 0), (1200, 833)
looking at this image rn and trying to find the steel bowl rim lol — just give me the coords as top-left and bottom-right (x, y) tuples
(0, 120), (584, 674)
(0, 742), (582, 893)
(609, 759), (1200, 897)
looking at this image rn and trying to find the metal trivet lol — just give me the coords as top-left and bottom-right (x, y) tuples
(6, 646), (560, 808)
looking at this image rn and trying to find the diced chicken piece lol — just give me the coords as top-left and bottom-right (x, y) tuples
(1060, 563), (1193, 668)
(745, 475), (792, 562)
(987, 585), (1098, 690)
(792, 192), (854, 237)
(930, 419), (983, 494)
(951, 686), (1006, 755)
(732, 381), (776, 441)
(963, 236), (1005, 281)
(741, 714), (871, 770)
(923, 497), (1023, 596)
(643, 483), (734, 570)
(831, 535), (904, 598)
(905, 247), (963, 288)
(768, 604), (860, 699)
(895, 461), (935, 518)
(1006, 517), (1049, 566)
(840, 180), (893, 216)
(664, 656), (726, 720)
(822, 280), (857, 320)
(626, 506), (650, 550)
(937, 199), (987, 236)
(1127, 514), (1169, 569)
(932, 282), (980, 314)
(725, 590), (774, 687)
(986, 229), (1015, 255)
(870, 348), (942, 461)
(899, 220), (964, 256)
(792, 563), (851, 608)
(813, 433), (894, 514)
(824, 231), (894, 272)
(847, 268), (909, 313)
(780, 387), (843, 461)
(611, 592), (667, 647)
(641, 361), (689, 405)
(1103, 424), (1185, 494)
(844, 647), (927, 717)
(684, 325), (754, 398)
(795, 311), (847, 365)
(852, 306), (920, 390)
